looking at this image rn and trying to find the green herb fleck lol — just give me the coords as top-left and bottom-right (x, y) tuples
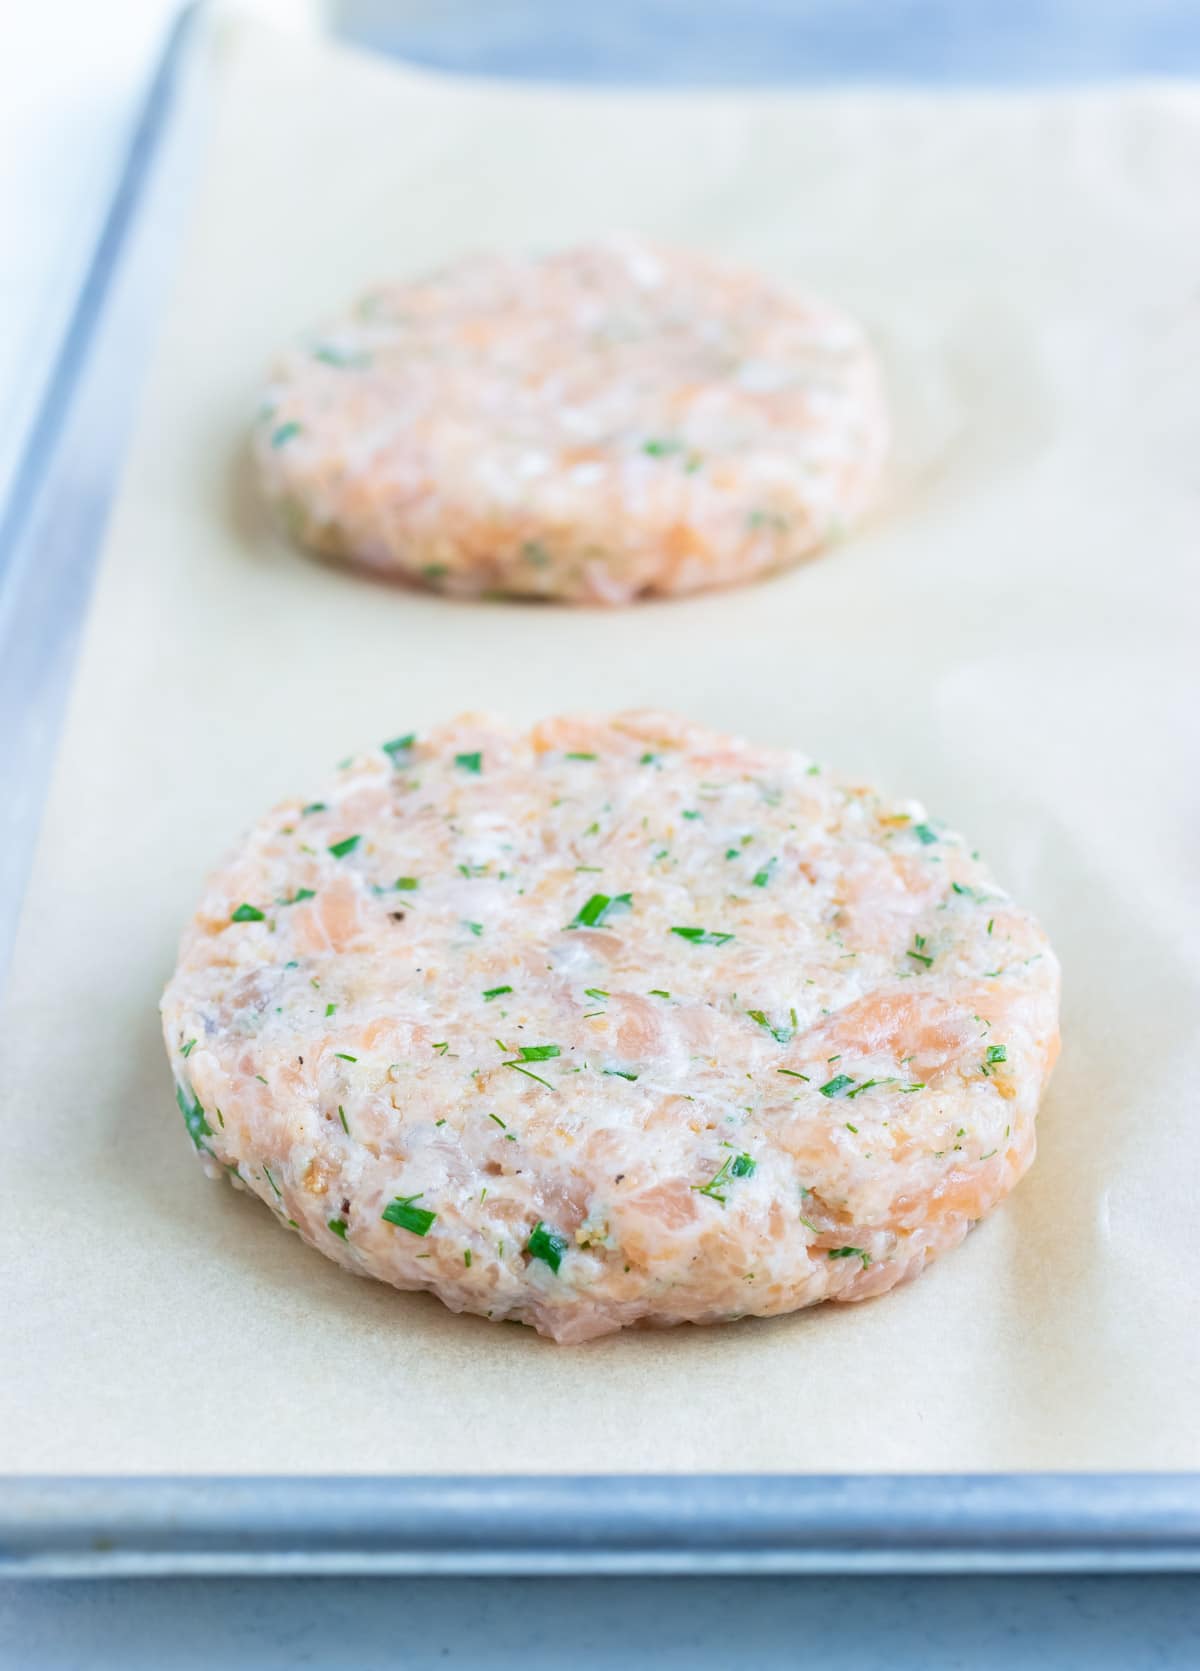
(231, 903), (264, 923)
(270, 421), (302, 448)
(464, 1249), (472, 1267)
(777, 1068), (810, 1081)
(649, 989), (671, 999)
(262, 1165), (282, 1197)
(382, 733), (415, 760)
(643, 437), (683, 456)
(382, 1194), (437, 1236)
(328, 835), (361, 859)
(464, 921), (483, 937)
(526, 1220), (568, 1272)
(731, 1153), (756, 1179)
(175, 1083), (212, 1150)
(987, 1044), (1007, 1065)
(302, 802), (326, 815)
(517, 1045), (560, 1061)
(328, 1217), (348, 1239)
(819, 1073), (855, 1098)
(566, 751), (597, 761)
(334, 1052), (358, 1063)
(914, 823), (938, 846)
(455, 751), (483, 774)
(671, 926), (734, 946)
(569, 891), (632, 930)
(828, 1246), (871, 1268)
(338, 1105), (350, 1134)
(482, 985), (513, 1002)
(181, 1039), (197, 1059)
(584, 988), (609, 1001)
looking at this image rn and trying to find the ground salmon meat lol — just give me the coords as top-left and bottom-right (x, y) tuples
(161, 712), (1059, 1342)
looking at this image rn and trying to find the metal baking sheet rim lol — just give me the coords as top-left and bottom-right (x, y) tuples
(1, 2), (1197, 1577)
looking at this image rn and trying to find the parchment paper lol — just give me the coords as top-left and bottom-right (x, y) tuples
(3, 14), (1198, 1474)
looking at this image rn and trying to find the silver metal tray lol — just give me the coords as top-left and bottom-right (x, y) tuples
(1, 4), (1198, 1578)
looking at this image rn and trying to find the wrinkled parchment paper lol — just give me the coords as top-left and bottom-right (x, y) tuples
(3, 14), (1199, 1473)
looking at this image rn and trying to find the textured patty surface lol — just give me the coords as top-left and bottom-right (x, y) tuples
(252, 240), (888, 603)
(161, 713), (1059, 1343)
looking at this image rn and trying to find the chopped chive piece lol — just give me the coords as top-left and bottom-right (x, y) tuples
(526, 1220), (568, 1272)
(693, 1156), (736, 1205)
(828, 1246), (871, 1268)
(671, 926), (734, 946)
(432, 1042), (450, 1055)
(681, 810), (701, 821)
(382, 733), (416, 759)
(752, 859), (777, 888)
(279, 888), (316, 905)
(464, 1249), (472, 1267)
(334, 1052), (357, 1063)
(175, 1083), (212, 1150)
(302, 802), (326, 815)
(330, 836), (362, 861)
(482, 985), (513, 1002)
(648, 989), (670, 998)
(181, 1039), (197, 1058)
(231, 903), (264, 923)
(324, 1002), (336, 1017)
(731, 1153), (756, 1178)
(455, 751), (483, 774)
(328, 1217), (348, 1239)
(639, 752), (659, 765)
(643, 437), (683, 456)
(986, 1044), (1008, 1065)
(395, 877), (419, 891)
(568, 891), (632, 930)
(777, 1068), (810, 1081)
(746, 1009), (793, 1045)
(602, 1068), (638, 1081)
(489, 1113), (507, 1128)
(518, 1044), (560, 1061)
(725, 849), (740, 861)
(338, 1105), (350, 1134)
(262, 1165), (282, 1197)
(382, 1194), (437, 1236)
(465, 921), (483, 937)
(913, 823), (938, 845)
(270, 421), (302, 448)
(584, 988), (609, 1000)
(819, 1073), (855, 1098)
(906, 949), (933, 967)
(565, 751), (597, 761)
(845, 1122), (859, 1133)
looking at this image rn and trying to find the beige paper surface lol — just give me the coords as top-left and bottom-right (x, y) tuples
(3, 15), (1199, 1474)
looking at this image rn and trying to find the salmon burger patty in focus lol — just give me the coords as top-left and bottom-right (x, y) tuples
(161, 712), (1059, 1343)
(252, 239), (888, 603)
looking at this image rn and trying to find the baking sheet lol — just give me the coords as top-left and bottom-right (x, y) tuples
(2, 13), (1198, 1476)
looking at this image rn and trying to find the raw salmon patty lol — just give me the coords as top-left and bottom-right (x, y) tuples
(252, 239), (887, 603)
(161, 712), (1059, 1343)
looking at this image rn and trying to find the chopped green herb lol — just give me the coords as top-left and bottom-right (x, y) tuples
(602, 1068), (638, 1081)
(328, 835), (361, 859)
(395, 877), (419, 892)
(844, 1122), (859, 1134)
(338, 1105), (350, 1134)
(526, 1220), (568, 1272)
(724, 849), (740, 861)
(731, 1153), (756, 1179)
(328, 1217), (348, 1239)
(488, 1113), (507, 1128)
(270, 421), (302, 448)
(987, 919), (995, 935)
(334, 1052), (357, 1063)
(914, 823), (938, 846)
(906, 939), (934, 967)
(518, 1044), (560, 1061)
(464, 1249), (472, 1268)
(643, 437), (683, 456)
(671, 926), (734, 946)
(746, 1008), (793, 1045)
(986, 1044), (1007, 1065)
(648, 989), (671, 999)
(584, 988), (609, 1001)
(681, 810), (701, 821)
(175, 1083), (212, 1150)
(693, 1155), (737, 1205)
(752, 859), (777, 888)
(324, 1002), (337, 1018)
(231, 903), (264, 923)
(278, 887), (316, 905)
(382, 733), (415, 760)
(464, 921), (483, 937)
(482, 985), (513, 1001)
(777, 1068), (810, 1081)
(302, 802), (326, 815)
(819, 1073), (855, 1098)
(640, 752), (659, 765)
(565, 751), (597, 761)
(180, 1039), (196, 1059)
(262, 1165), (282, 1197)
(569, 891), (632, 930)
(382, 1193), (437, 1236)
(432, 1042), (450, 1056)
(455, 751), (483, 774)
(828, 1246), (871, 1268)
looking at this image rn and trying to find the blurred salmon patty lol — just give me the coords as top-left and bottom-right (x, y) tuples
(253, 239), (887, 603)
